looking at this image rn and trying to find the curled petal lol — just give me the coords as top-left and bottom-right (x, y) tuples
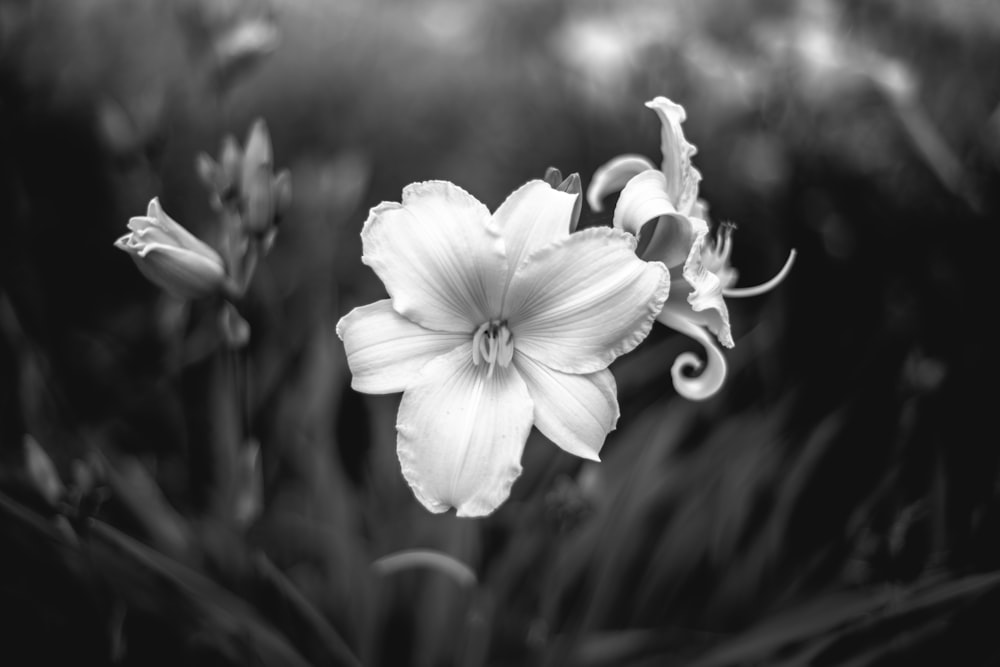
(336, 300), (468, 394)
(490, 180), (578, 279)
(646, 97), (702, 216)
(657, 309), (728, 401)
(586, 154), (657, 213)
(506, 226), (670, 375)
(362, 181), (508, 333)
(641, 213), (710, 271)
(611, 169), (678, 239)
(515, 352), (618, 462)
(396, 345), (534, 517)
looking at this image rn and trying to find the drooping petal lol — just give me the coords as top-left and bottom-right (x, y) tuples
(505, 227), (670, 375)
(396, 345), (534, 517)
(657, 309), (729, 401)
(611, 169), (678, 239)
(646, 97), (702, 216)
(490, 180), (578, 279)
(336, 299), (468, 394)
(586, 154), (657, 213)
(361, 181), (508, 333)
(514, 351), (618, 461)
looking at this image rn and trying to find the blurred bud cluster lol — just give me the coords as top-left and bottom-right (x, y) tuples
(114, 119), (290, 348)
(197, 119), (292, 298)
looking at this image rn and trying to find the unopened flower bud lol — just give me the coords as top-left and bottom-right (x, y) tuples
(219, 136), (243, 202)
(259, 227), (278, 256)
(196, 152), (220, 191)
(272, 168), (292, 223)
(543, 167), (582, 231)
(115, 198), (227, 299)
(195, 153), (226, 211)
(555, 172), (582, 231)
(232, 439), (263, 527)
(219, 301), (251, 348)
(24, 435), (63, 506)
(213, 19), (279, 87)
(240, 119), (274, 234)
(543, 166), (565, 189)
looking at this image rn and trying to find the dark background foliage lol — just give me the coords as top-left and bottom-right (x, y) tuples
(2, 0), (999, 665)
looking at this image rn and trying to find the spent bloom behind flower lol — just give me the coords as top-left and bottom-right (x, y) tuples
(588, 97), (795, 400)
(115, 198), (226, 299)
(337, 180), (670, 517)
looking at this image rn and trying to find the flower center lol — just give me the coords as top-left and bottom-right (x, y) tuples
(702, 222), (735, 274)
(471, 320), (514, 378)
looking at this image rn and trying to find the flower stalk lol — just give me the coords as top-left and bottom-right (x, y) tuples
(114, 118), (289, 527)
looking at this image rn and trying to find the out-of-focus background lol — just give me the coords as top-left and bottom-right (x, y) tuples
(2, 0), (999, 665)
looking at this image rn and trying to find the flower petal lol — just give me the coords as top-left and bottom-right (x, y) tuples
(126, 243), (226, 299)
(657, 309), (729, 401)
(362, 181), (508, 333)
(146, 198), (220, 258)
(611, 169), (679, 239)
(490, 180), (578, 278)
(506, 227), (670, 374)
(514, 351), (618, 461)
(586, 154), (657, 213)
(646, 97), (702, 216)
(396, 345), (534, 517)
(336, 299), (468, 394)
(676, 232), (734, 348)
(126, 218), (174, 247)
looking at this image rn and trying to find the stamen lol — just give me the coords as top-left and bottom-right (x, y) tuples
(702, 222), (736, 273)
(723, 249), (797, 298)
(471, 320), (514, 378)
(471, 321), (489, 366)
(497, 326), (514, 367)
(715, 222), (735, 263)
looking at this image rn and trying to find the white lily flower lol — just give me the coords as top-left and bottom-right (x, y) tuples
(115, 198), (227, 299)
(588, 97), (795, 401)
(337, 180), (670, 517)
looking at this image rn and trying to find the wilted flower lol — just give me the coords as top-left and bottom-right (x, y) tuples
(115, 198), (226, 299)
(337, 180), (669, 516)
(588, 97), (795, 400)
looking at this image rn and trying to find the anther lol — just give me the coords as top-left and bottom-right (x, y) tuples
(471, 320), (514, 378)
